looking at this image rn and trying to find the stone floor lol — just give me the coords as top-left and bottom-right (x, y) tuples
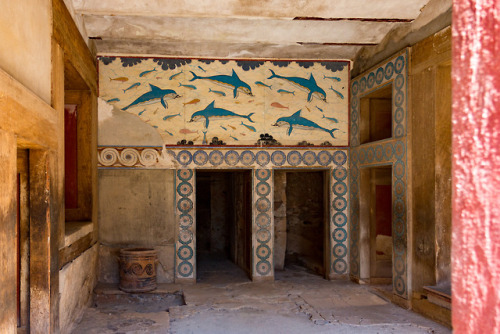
(72, 258), (451, 333)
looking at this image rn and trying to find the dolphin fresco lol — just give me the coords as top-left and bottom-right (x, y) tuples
(189, 69), (253, 98)
(190, 101), (254, 128)
(122, 84), (180, 110)
(273, 110), (338, 138)
(268, 69), (326, 102)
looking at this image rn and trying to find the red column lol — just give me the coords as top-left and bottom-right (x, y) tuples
(452, 0), (500, 332)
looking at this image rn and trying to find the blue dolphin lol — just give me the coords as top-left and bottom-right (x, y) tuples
(190, 101), (254, 128)
(268, 69), (326, 102)
(189, 69), (253, 98)
(273, 110), (338, 138)
(122, 84), (180, 110)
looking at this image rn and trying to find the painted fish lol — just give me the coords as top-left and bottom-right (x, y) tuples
(189, 70), (253, 98)
(106, 98), (120, 103)
(123, 82), (141, 93)
(202, 130), (208, 145)
(139, 68), (157, 77)
(329, 86), (344, 99)
(240, 121), (256, 132)
(153, 125), (158, 128)
(316, 106), (324, 113)
(164, 130), (173, 136)
(183, 98), (200, 105)
(240, 133), (246, 136)
(198, 66), (207, 72)
(323, 75), (341, 81)
(138, 109), (146, 115)
(230, 136), (239, 141)
(109, 77), (128, 82)
(122, 84), (180, 110)
(179, 83), (197, 90)
(228, 125), (236, 130)
(273, 110), (338, 138)
(209, 88), (226, 97)
(156, 77), (162, 80)
(322, 114), (339, 123)
(306, 106), (312, 112)
(179, 128), (198, 134)
(268, 69), (326, 102)
(163, 113), (181, 121)
(277, 89), (295, 95)
(189, 101), (255, 128)
(169, 71), (183, 80)
(255, 81), (272, 89)
(271, 102), (288, 109)
(220, 126), (228, 131)
(193, 135), (200, 141)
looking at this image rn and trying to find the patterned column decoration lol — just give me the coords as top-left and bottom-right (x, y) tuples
(175, 168), (196, 282)
(350, 49), (409, 299)
(253, 168), (274, 280)
(392, 139), (408, 297)
(330, 151), (350, 277)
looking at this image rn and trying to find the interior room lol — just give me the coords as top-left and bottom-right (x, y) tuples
(1, 0), (498, 333)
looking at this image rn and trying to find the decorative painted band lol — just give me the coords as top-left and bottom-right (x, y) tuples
(98, 146), (349, 169)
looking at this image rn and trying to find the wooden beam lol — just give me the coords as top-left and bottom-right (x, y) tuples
(58, 233), (95, 269)
(52, 0), (97, 93)
(29, 150), (51, 333)
(0, 69), (58, 149)
(0, 130), (17, 332)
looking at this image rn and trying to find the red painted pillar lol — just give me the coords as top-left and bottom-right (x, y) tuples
(452, 0), (500, 332)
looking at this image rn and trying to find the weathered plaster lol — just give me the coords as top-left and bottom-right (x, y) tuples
(72, 0), (430, 20)
(59, 244), (99, 334)
(452, 0), (500, 332)
(0, 0), (52, 103)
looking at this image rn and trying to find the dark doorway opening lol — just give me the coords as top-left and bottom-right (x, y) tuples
(195, 170), (252, 283)
(360, 166), (393, 284)
(274, 170), (326, 278)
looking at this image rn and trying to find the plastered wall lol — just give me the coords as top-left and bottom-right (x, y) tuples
(0, 0), (52, 103)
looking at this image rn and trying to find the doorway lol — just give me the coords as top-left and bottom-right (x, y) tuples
(195, 170), (252, 282)
(274, 170), (326, 277)
(360, 166), (393, 284)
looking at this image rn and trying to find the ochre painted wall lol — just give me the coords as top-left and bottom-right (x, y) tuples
(0, 0), (52, 103)
(452, 0), (500, 332)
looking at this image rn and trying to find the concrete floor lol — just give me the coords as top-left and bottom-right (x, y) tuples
(73, 258), (451, 333)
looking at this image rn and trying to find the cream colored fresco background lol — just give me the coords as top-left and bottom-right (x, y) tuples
(99, 58), (349, 146)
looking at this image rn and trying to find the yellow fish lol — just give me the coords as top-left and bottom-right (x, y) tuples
(109, 77), (128, 82)
(183, 98), (201, 105)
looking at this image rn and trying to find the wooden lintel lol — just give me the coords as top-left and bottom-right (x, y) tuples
(0, 69), (58, 149)
(59, 233), (95, 269)
(52, 0), (97, 93)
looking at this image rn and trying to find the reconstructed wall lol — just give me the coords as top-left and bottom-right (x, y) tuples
(98, 169), (176, 283)
(452, 0), (500, 332)
(0, 0), (52, 103)
(59, 244), (98, 334)
(98, 57), (349, 146)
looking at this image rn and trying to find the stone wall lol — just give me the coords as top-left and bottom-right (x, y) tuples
(98, 169), (176, 283)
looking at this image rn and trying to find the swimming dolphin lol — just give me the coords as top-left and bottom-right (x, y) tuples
(189, 101), (254, 128)
(273, 110), (338, 138)
(122, 84), (180, 110)
(189, 69), (253, 98)
(268, 69), (326, 102)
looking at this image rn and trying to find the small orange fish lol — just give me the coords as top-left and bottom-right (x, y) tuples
(179, 128), (198, 134)
(240, 133), (246, 136)
(193, 136), (200, 141)
(306, 106), (311, 112)
(228, 125), (236, 130)
(156, 77), (162, 80)
(271, 102), (288, 109)
(183, 99), (200, 105)
(248, 100), (254, 103)
(109, 77), (128, 82)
